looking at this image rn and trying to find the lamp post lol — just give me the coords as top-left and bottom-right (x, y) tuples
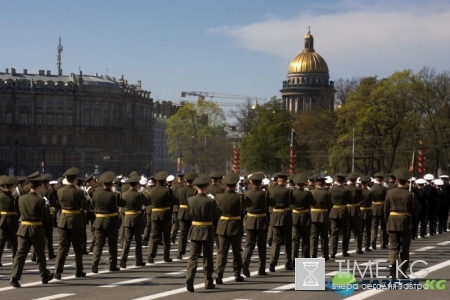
(14, 138), (19, 176)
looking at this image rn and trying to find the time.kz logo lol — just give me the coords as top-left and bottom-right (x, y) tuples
(327, 272), (357, 296)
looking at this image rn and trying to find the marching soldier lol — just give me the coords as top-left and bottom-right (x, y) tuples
(423, 174), (437, 235)
(242, 172), (274, 277)
(0, 176), (19, 266)
(185, 175), (220, 292)
(10, 176), (54, 287)
(215, 173), (252, 284)
(384, 168), (418, 279)
(310, 177), (332, 260)
(91, 171), (126, 272)
(207, 172), (225, 196)
(359, 176), (373, 252)
(54, 167), (88, 279)
(329, 173), (351, 258)
(15, 176), (27, 197)
(371, 172), (388, 249)
(414, 179), (427, 238)
(142, 176), (156, 246)
(176, 171), (198, 259)
(434, 179), (447, 234)
(307, 175), (317, 191)
(120, 175), (149, 268)
(84, 174), (96, 253)
(22, 171), (40, 195)
(291, 173), (312, 259)
(170, 173), (184, 244)
(387, 173), (398, 190)
(346, 172), (363, 254)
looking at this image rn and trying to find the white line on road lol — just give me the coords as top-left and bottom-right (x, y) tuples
(166, 269), (186, 275)
(264, 283), (295, 293)
(437, 241), (450, 246)
(99, 277), (153, 287)
(31, 293), (75, 300)
(416, 246), (436, 251)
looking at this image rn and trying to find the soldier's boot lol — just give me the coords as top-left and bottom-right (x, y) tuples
(216, 273), (223, 284)
(120, 258), (126, 269)
(9, 278), (20, 288)
(42, 273), (54, 284)
(243, 263), (250, 277)
(205, 277), (215, 289)
(186, 279), (194, 292)
(235, 274), (244, 282)
(92, 265), (98, 273)
(76, 271), (86, 277)
(148, 255), (154, 264)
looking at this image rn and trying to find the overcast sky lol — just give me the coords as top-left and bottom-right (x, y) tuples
(2, 0), (449, 107)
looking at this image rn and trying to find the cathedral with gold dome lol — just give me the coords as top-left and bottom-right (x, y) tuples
(280, 28), (335, 113)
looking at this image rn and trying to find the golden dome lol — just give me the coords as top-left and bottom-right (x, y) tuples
(288, 30), (329, 74)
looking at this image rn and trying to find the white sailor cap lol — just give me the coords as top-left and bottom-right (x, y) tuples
(424, 174), (434, 181)
(325, 177), (333, 184)
(415, 178), (426, 185)
(439, 175), (449, 179)
(166, 175), (175, 182)
(434, 179), (444, 186)
(139, 177), (148, 185)
(49, 180), (58, 185)
(262, 178), (271, 186)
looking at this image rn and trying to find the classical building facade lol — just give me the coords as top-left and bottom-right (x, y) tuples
(280, 29), (335, 113)
(0, 68), (157, 177)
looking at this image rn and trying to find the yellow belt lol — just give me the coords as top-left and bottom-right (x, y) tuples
(22, 221), (43, 226)
(273, 207), (290, 212)
(220, 216), (241, 221)
(1, 211), (17, 215)
(333, 205), (347, 209)
(192, 221), (213, 226)
(62, 209), (81, 214)
(373, 202), (385, 205)
(293, 209), (310, 214)
(347, 203), (360, 207)
(361, 207), (372, 211)
(179, 205), (188, 209)
(125, 211), (142, 215)
(152, 206), (171, 212)
(247, 212), (266, 217)
(96, 212), (119, 218)
(390, 211), (411, 216)
(311, 208), (328, 212)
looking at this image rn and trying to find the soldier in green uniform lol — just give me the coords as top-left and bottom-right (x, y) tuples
(22, 171), (40, 195)
(329, 173), (351, 258)
(384, 168), (418, 279)
(91, 171), (126, 272)
(242, 173), (274, 277)
(120, 175), (150, 268)
(0, 176), (19, 266)
(142, 176), (156, 246)
(207, 172), (225, 196)
(310, 177), (332, 260)
(185, 175), (220, 292)
(346, 172), (363, 254)
(359, 176), (373, 252)
(371, 172), (388, 249)
(170, 173), (184, 244)
(84, 174), (96, 253)
(55, 167), (88, 279)
(387, 173), (398, 190)
(215, 173), (252, 284)
(307, 175), (317, 191)
(10, 176), (54, 287)
(291, 173), (312, 259)
(176, 171), (198, 259)
(148, 171), (176, 263)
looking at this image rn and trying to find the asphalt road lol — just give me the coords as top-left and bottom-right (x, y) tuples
(0, 228), (449, 300)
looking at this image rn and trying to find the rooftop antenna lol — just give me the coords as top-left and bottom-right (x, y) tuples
(57, 37), (63, 75)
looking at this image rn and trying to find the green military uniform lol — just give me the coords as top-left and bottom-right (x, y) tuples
(215, 173), (252, 283)
(10, 177), (53, 287)
(55, 167), (88, 279)
(242, 173), (274, 276)
(142, 183), (154, 245)
(148, 171), (176, 263)
(0, 176), (20, 265)
(120, 175), (150, 268)
(91, 171), (126, 272)
(384, 168), (418, 279)
(310, 179), (332, 259)
(84, 174), (97, 253)
(185, 175), (220, 292)
(207, 171), (225, 196)
(329, 174), (351, 257)
(291, 174), (312, 259)
(360, 176), (373, 251)
(346, 172), (363, 254)
(371, 173), (388, 249)
(35, 174), (56, 259)
(170, 174), (185, 244)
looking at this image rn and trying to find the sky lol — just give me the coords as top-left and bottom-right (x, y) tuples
(2, 0), (450, 109)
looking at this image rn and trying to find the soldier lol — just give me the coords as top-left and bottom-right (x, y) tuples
(147, 171), (176, 263)
(207, 172), (225, 196)
(310, 177), (332, 260)
(15, 176), (27, 197)
(414, 179), (427, 238)
(142, 176), (156, 246)
(54, 167), (88, 279)
(329, 173), (351, 258)
(371, 172), (388, 250)
(22, 171), (40, 195)
(10, 176), (54, 287)
(170, 173), (184, 244)
(359, 176), (373, 252)
(440, 175), (450, 231)
(291, 173), (312, 259)
(91, 171), (126, 272)
(0, 176), (19, 266)
(185, 175), (220, 292)
(120, 175), (149, 268)
(242, 172), (274, 277)
(84, 174), (96, 253)
(434, 179), (447, 234)
(387, 173), (398, 190)
(384, 168), (418, 279)
(307, 175), (317, 191)
(266, 173), (279, 247)
(424, 174), (436, 235)
(268, 173), (295, 271)
(176, 171), (198, 259)
(346, 172), (363, 254)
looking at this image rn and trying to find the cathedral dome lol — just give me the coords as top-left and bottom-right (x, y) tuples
(288, 30), (329, 74)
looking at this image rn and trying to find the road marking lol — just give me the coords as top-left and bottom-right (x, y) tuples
(99, 277), (153, 287)
(264, 283), (295, 293)
(416, 246), (436, 251)
(166, 269), (186, 275)
(437, 241), (450, 246)
(31, 294), (75, 300)
(26, 264), (75, 273)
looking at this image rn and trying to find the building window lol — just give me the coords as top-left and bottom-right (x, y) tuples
(47, 99), (53, 109)
(67, 85), (73, 90)
(36, 115), (42, 125)
(52, 135), (57, 145)
(104, 102), (109, 110)
(84, 115), (89, 126)
(57, 84), (63, 90)
(47, 115), (53, 126)
(67, 100), (73, 109)
(57, 99), (63, 109)
(111, 103), (115, 111)
(37, 99), (42, 108)
(67, 115), (73, 126)
(20, 114), (28, 125)
(56, 115), (63, 126)
(36, 83), (43, 91)
(6, 99), (12, 107)
(104, 114), (109, 126)
(46, 83), (53, 91)
(6, 113), (12, 124)
(94, 102), (100, 110)
(42, 135), (47, 144)
(126, 104), (131, 113)
(84, 102), (90, 110)
(94, 115), (100, 127)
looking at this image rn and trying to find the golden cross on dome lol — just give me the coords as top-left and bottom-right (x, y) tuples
(308, 26), (310, 33)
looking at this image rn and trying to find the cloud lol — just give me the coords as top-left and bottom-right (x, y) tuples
(207, 2), (450, 79)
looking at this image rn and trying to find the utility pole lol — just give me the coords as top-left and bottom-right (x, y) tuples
(352, 127), (355, 172)
(57, 37), (63, 76)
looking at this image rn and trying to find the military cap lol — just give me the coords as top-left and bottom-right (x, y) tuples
(439, 175), (449, 179)
(360, 176), (371, 183)
(317, 177), (327, 183)
(348, 172), (359, 180)
(388, 173), (396, 178)
(262, 178), (271, 185)
(434, 179), (444, 186)
(250, 172), (265, 181)
(85, 173), (94, 181)
(99, 171), (116, 183)
(149, 175), (156, 181)
(28, 171), (40, 179)
(166, 175), (175, 182)
(41, 173), (52, 181)
(424, 174), (434, 181)
(223, 173), (240, 185)
(210, 171), (223, 178)
(139, 177), (148, 185)
(184, 171), (199, 181)
(288, 174), (295, 182)
(176, 173), (184, 177)
(275, 173), (288, 179)
(308, 175), (318, 181)
(335, 173), (347, 179)
(18, 176), (27, 182)
(0, 175), (17, 185)
(129, 171), (138, 177)
(126, 175), (141, 184)
(63, 167), (80, 177)
(243, 178), (250, 184)
(113, 177), (122, 184)
(374, 172), (385, 178)
(192, 175), (212, 187)
(393, 168), (411, 181)
(293, 173), (309, 184)
(29, 176), (44, 183)
(154, 171), (169, 181)
(272, 172), (282, 179)
(57, 177), (64, 183)
(49, 180), (58, 185)
(415, 178), (426, 185)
